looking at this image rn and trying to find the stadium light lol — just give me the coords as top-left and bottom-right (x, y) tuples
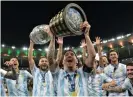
(110, 38), (115, 41)
(77, 55), (82, 58)
(102, 40), (107, 43)
(45, 48), (49, 52)
(12, 46), (15, 49)
(66, 47), (70, 50)
(2, 44), (5, 47)
(64, 47), (70, 50)
(38, 49), (42, 51)
(80, 46), (83, 48)
(126, 33), (131, 37)
(23, 47), (28, 50)
(117, 35), (124, 40)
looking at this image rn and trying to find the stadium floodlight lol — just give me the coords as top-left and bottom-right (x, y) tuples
(117, 35), (124, 40)
(2, 44), (5, 47)
(108, 39), (112, 42)
(126, 33), (131, 37)
(12, 46), (15, 49)
(64, 47), (67, 50)
(80, 46), (83, 48)
(66, 47), (70, 50)
(23, 47), (28, 50)
(72, 47), (74, 49)
(111, 38), (115, 41)
(77, 55), (82, 58)
(45, 48), (49, 52)
(102, 40), (107, 43)
(38, 49), (42, 51)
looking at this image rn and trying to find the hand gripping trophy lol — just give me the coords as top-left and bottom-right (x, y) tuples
(29, 3), (87, 44)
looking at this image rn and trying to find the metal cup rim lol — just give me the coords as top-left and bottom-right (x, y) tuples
(63, 3), (87, 35)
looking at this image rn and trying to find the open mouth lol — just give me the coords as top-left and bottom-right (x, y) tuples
(67, 60), (73, 62)
(128, 74), (133, 76)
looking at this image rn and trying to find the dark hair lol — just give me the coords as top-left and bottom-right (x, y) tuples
(40, 56), (47, 59)
(108, 49), (118, 56)
(126, 62), (133, 66)
(63, 49), (79, 64)
(107, 49), (119, 62)
(63, 49), (77, 58)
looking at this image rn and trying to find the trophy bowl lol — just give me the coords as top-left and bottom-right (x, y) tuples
(29, 24), (51, 44)
(49, 3), (87, 37)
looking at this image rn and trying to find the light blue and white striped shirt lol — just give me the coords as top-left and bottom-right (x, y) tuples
(88, 72), (112, 96)
(0, 74), (6, 96)
(104, 63), (128, 96)
(52, 67), (90, 96)
(31, 65), (54, 96)
(6, 70), (32, 96)
(122, 78), (133, 95)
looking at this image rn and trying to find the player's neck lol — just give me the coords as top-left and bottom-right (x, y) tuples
(111, 60), (118, 65)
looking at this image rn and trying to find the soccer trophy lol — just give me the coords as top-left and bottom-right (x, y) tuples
(30, 3), (87, 44)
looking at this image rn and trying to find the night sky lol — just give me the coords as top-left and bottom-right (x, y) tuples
(1, 1), (133, 48)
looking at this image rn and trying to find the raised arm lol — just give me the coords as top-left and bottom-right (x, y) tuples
(81, 21), (96, 67)
(1, 61), (18, 80)
(95, 37), (103, 65)
(47, 31), (56, 72)
(56, 37), (63, 67)
(4, 68), (17, 80)
(28, 40), (35, 70)
(80, 39), (87, 63)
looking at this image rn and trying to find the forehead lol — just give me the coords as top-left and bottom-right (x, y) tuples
(127, 66), (133, 69)
(10, 58), (17, 61)
(102, 56), (107, 59)
(65, 51), (75, 55)
(110, 51), (117, 55)
(40, 58), (48, 61)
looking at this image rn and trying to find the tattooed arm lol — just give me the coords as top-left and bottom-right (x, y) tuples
(28, 40), (35, 70)
(103, 86), (125, 93)
(81, 39), (87, 64)
(81, 21), (96, 68)
(56, 37), (63, 67)
(47, 32), (57, 72)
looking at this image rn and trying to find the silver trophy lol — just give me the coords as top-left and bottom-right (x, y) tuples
(49, 3), (87, 37)
(29, 3), (87, 44)
(29, 24), (51, 44)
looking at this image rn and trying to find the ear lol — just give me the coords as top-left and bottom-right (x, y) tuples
(117, 54), (119, 58)
(76, 59), (79, 64)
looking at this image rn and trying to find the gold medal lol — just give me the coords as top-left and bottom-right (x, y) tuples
(15, 84), (18, 88)
(43, 82), (46, 87)
(71, 91), (77, 96)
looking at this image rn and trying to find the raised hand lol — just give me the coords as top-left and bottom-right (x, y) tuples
(95, 37), (101, 46)
(44, 25), (53, 38)
(80, 21), (91, 35)
(30, 40), (34, 45)
(80, 39), (87, 48)
(56, 37), (63, 45)
(4, 61), (15, 67)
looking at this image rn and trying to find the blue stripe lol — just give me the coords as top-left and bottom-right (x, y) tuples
(61, 71), (65, 96)
(46, 72), (50, 96)
(78, 70), (84, 96)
